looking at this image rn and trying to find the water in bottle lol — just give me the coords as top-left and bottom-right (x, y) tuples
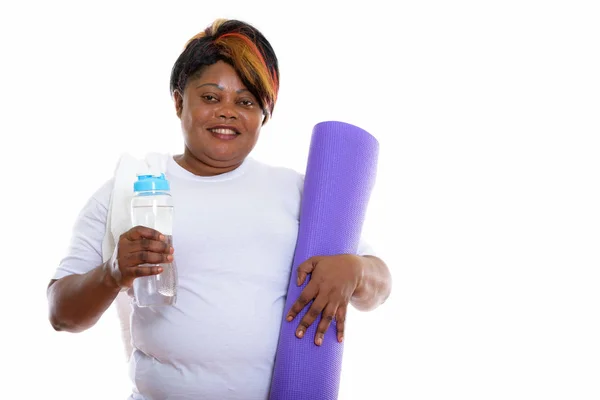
(130, 173), (177, 307)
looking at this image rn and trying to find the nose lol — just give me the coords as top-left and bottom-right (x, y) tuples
(215, 102), (238, 120)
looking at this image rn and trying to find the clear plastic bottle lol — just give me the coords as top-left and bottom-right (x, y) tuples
(130, 173), (177, 307)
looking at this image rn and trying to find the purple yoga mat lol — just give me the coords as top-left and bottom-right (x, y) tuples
(269, 121), (379, 399)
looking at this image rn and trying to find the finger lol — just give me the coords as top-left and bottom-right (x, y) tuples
(336, 305), (347, 343)
(127, 264), (164, 278)
(125, 226), (165, 242)
(296, 257), (318, 286)
(314, 303), (337, 346)
(121, 251), (173, 268)
(286, 282), (318, 322)
(135, 237), (173, 255)
(295, 295), (327, 340)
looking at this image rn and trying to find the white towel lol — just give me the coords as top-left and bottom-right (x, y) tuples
(101, 152), (170, 361)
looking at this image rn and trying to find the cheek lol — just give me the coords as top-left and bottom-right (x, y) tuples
(184, 107), (209, 130)
(242, 112), (264, 134)
(182, 111), (193, 131)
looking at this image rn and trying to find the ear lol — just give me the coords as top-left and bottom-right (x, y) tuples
(261, 110), (270, 125)
(173, 90), (184, 118)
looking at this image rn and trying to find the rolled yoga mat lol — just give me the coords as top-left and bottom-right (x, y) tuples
(269, 121), (379, 400)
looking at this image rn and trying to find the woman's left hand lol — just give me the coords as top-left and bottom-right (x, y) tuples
(285, 254), (364, 346)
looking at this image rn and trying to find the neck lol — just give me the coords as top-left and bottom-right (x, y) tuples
(173, 150), (244, 177)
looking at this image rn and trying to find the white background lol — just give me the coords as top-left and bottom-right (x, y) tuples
(1, 0), (599, 399)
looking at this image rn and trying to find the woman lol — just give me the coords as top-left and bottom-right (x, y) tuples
(47, 18), (392, 399)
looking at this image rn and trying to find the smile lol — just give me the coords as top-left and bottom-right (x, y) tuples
(208, 127), (239, 141)
(209, 128), (238, 135)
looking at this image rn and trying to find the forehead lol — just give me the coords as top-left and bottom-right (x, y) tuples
(189, 61), (245, 88)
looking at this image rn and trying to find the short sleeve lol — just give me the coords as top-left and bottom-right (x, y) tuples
(52, 179), (113, 280)
(357, 235), (377, 257)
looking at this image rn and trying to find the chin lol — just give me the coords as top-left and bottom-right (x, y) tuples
(206, 153), (244, 165)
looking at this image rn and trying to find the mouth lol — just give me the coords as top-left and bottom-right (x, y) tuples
(208, 127), (239, 140)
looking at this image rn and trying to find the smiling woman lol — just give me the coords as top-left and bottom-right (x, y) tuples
(173, 61), (265, 174)
(46, 17), (392, 400)
(170, 19), (280, 176)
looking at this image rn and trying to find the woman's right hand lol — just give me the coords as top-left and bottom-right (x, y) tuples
(105, 226), (174, 290)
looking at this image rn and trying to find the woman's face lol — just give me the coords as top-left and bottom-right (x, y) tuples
(174, 60), (264, 175)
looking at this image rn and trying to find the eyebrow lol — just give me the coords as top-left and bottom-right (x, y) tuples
(195, 83), (251, 94)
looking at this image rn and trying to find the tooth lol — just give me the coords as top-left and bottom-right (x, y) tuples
(212, 128), (236, 135)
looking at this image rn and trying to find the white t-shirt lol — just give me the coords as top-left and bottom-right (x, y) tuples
(53, 155), (374, 400)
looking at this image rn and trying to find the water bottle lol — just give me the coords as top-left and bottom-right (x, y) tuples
(130, 173), (177, 307)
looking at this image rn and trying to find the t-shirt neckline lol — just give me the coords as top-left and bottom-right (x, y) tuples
(167, 155), (252, 182)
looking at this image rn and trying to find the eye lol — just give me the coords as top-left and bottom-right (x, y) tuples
(201, 94), (218, 102)
(238, 99), (255, 107)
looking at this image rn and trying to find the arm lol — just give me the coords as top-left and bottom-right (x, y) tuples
(287, 253), (393, 345)
(47, 263), (120, 333)
(47, 179), (120, 333)
(47, 226), (172, 333)
(350, 255), (392, 311)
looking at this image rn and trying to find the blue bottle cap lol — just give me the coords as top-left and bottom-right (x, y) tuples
(133, 173), (170, 192)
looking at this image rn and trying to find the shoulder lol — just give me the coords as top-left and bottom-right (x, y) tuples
(91, 178), (114, 210)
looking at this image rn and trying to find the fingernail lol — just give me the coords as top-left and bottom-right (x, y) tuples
(167, 255), (174, 262)
(286, 315), (293, 322)
(316, 337), (322, 346)
(297, 276), (301, 285)
(296, 330), (304, 338)
(338, 336), (344, 343)
(159, 234), (166, 241)
(170, 247), (175, 254)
